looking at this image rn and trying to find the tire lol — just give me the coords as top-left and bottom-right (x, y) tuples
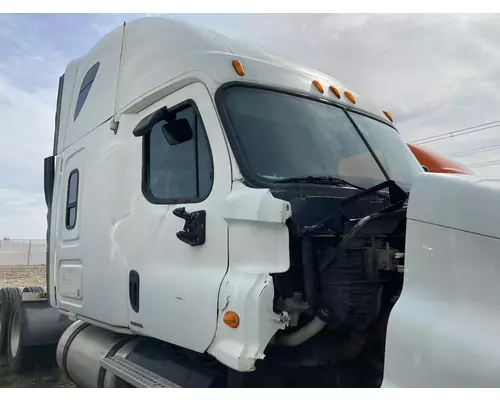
(0, 287), (21, 355)
(6, 295), (34, 373)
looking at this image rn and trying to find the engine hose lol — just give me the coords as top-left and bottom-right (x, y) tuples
(277, 310), (329, 347)
(301, 237), (317, 312)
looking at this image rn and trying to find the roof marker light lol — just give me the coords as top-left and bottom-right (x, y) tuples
(344, 91), (356, 104)
(383, 111), (394, 122)
(329, 85), (341, 99)
(312, 80), (324, 94)
(232, 60), (245, 76)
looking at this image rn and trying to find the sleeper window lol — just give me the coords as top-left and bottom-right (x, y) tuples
(66, 169), (79, 229)
(74, 62), (100, 121)
(144, 103), (213, 203)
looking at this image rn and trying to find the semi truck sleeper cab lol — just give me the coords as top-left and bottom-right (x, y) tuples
(2, 16), (496, 389)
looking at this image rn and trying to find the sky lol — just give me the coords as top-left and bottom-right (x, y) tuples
(1, 13), (500, 239)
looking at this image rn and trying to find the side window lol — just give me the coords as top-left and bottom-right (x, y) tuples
(74, 62), (100, 121)
(66, 169), (79, 230)
(144, 103), (214, 203)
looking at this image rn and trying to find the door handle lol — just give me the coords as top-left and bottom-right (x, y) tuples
(173, 207), (206, 246)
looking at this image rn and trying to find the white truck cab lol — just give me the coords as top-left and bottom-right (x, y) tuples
(18, 16), (497, 388)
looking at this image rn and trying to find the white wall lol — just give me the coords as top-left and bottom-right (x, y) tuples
(0, 239), (46, 266)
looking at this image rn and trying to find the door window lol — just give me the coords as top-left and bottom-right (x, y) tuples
(65, 169), (79, 229)
(143, 102), (214, 204)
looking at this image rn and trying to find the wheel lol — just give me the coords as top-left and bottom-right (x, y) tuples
(0, 287), (21, 354)
(6, 295), (34, 373)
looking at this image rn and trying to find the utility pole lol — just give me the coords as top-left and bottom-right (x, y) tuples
(27, 240), (32, 266)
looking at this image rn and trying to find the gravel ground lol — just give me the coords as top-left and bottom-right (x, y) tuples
(0, 356), (74, 388)
(0, 265), (46, 289)
(0, 265), (75, 388)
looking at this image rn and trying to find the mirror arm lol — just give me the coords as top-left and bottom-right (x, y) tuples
(133, 106), (168, 137)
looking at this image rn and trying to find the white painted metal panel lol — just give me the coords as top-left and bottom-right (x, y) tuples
(384, 173), (500, 387)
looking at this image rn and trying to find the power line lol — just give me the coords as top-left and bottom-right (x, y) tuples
(412, 120), (500, 145)
(415, 123), (500, 145)
(448, 143), (500, 158)
(413, 120), (500, 144)
(466, 159), (500, 169)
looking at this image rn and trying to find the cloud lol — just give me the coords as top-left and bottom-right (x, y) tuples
(0, 73), (56, 239)
(173, 13), (500, 175)
(0, 13), (143, 239)
(0, 15), (62, 239)
(0, 188), (47, 239)
(2, 13), (500, 238)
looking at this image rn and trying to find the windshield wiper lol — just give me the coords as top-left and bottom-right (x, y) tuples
(269, 175), (365, 190)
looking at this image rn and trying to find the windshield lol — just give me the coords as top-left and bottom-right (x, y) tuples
(219, 86), (424, 192)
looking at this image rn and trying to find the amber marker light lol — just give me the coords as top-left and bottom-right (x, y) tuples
(312, 80), (324, 94)
(232, 60), (245, 76)
(344, 91), (356, 104)
(223, 311), (240, 328)
(329, 85), (341, 99)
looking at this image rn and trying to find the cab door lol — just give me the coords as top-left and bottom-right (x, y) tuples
(126, 82), (231, 352)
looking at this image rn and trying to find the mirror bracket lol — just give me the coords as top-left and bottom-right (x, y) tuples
(133, 106), (168, 137)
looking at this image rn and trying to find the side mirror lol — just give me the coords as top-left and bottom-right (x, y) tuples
(162, 119), (193, 146)
(133, 106), (168, 137)
(422, 165), (430, 172)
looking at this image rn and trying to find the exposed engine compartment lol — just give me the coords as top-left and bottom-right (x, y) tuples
(261, 180), (408, 387)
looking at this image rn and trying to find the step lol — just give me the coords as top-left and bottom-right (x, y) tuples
(100, 355), (180, 388)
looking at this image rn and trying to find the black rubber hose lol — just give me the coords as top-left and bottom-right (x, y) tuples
(277, 308), (330, 347)
(301, 236), (317, 313)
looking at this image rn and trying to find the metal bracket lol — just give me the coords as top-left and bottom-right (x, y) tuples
(110, 120), (120, 134)
(21, 291), (48, 302)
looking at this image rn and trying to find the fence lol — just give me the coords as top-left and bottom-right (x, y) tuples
(0, 239), (46, 266)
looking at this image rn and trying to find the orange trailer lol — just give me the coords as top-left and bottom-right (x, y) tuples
(407, 142), (472, 174)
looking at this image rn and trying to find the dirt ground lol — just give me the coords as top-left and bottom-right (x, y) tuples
(0, 265), (75, 388)
(0, 265), (47, 289)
